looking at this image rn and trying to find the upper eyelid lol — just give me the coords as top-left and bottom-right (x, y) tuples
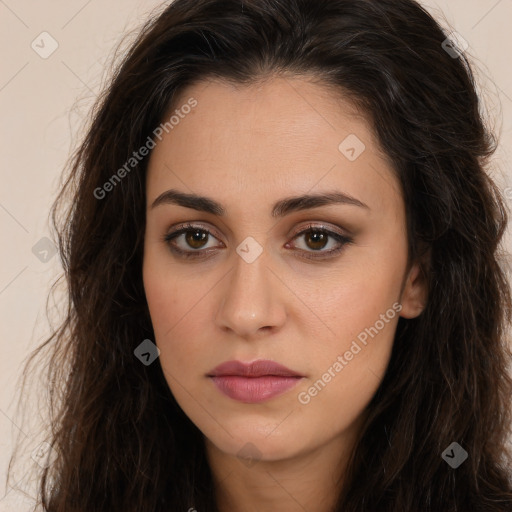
(164, 223), (353, 262)
(166, 221), (348, 238)
(288, 222), (347, 239)
(166, 222), (224, 243)
(165, 222), (349, 247)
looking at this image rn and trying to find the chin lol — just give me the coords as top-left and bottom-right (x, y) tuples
(205, 426), (304, 464)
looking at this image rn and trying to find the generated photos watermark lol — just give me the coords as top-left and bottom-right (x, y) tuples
(297, 302), (402, 405)
(93, 97), (197, 200)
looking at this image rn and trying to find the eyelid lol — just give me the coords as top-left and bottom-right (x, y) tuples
(166, 220), (349, 241)
(286, 223), (353, 260)
(165, 222), (224, 243)
(163, 221), (353, 259)
(288, 221), (349, 240)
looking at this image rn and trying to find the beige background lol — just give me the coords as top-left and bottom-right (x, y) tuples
(1, 0), (511, 509)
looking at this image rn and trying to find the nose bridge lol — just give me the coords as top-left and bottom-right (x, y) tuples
(215, 243), (286, 337)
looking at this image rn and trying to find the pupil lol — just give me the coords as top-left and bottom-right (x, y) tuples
(307, 231), (327, 250)
(186, 230), (207, 248)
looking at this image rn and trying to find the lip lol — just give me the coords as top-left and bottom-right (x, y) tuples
(207, 360), (304, 403)
(208, 359), (304, 378)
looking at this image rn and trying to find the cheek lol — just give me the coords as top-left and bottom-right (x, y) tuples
(297, 283), (399, 433)
(143, 259), (213, 379)
(143, 245), (201, 333)
(303, 263), (402, 391)
(315, 262), (402, 336)
(312, 293), (398, 378)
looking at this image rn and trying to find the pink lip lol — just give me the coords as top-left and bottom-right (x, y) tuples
(207, 360), (304, 403)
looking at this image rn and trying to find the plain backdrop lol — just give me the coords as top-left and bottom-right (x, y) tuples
(1, 0), (512, 509)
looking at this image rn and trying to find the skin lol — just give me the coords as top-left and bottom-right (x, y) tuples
(143, 75), (428, 512)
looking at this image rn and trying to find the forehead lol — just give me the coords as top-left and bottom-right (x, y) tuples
(159, 75), (376, 153)
(146, 76), (402, 217)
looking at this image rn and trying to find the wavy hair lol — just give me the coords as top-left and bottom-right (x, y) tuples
(8, 0), (512, 510)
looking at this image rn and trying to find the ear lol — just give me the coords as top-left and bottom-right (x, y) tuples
(399, 249), (430, 319)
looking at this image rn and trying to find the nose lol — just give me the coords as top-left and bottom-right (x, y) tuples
(215, 247), (287, 339)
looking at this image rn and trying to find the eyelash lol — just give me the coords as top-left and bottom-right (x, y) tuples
(162, 222), (354, 261)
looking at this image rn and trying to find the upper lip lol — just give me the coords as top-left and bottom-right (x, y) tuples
(207, 359), (304, 378)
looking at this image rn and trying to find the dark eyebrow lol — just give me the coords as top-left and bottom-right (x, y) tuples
(150, 189), (369, 217)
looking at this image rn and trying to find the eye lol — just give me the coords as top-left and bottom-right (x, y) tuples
(163, 223), (223, 259)
(162, 222), (353, 260)
(286, 224), (353, 260)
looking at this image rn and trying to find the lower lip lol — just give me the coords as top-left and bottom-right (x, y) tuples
(209, 375), (302, 403)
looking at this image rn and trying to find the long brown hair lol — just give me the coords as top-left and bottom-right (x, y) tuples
(8, 0), (512, 510)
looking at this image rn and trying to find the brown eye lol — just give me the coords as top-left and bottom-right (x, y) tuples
(288, 225), (354, 261)
(184, 229), (209, 249)
(163, 223), (353, 261)
(303, 231), (329, 251)
(164, 224), (223, 258)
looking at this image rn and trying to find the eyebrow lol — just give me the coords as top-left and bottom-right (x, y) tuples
(150, 188), (370, 217)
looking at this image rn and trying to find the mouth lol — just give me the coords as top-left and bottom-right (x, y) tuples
(207, 359), (305, 403)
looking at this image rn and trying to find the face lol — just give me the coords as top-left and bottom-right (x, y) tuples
(143, 76), (427, 464)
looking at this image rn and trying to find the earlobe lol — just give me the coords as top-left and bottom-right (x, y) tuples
(399, 250), (430, 319)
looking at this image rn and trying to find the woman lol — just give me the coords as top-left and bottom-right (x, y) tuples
(9, 0), (512, 510)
